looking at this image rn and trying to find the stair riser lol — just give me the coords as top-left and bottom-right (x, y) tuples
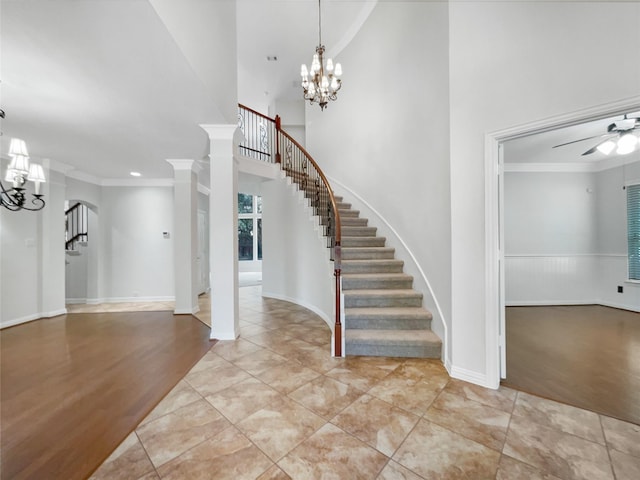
(344, 295), (423, 308)
(341, 218), (369, 227)
(341, 263), (404, 274)
(342, 227), (377, 237)
(339, 210), (359, 217)
(342, 249), (395, 260)
(345, 343), (441, 358)
(346, 317), (431, 330)
(341, 237), (386, 247)
(342, 277), (413, 290)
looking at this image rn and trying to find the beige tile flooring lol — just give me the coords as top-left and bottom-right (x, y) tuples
(90, 286), (640, 480)
(66, 294), (211, 327)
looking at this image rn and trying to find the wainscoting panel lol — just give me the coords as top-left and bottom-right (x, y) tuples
(505, 255), (598, 306)
(506, 254), (640, 312)
(597, 255), (640, 312)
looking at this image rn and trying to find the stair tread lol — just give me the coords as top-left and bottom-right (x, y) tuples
(342, 259), (402, 264)
(342, 273), (412, 279)
(345, 329), (441, 345)
(345, 307), (432, 318)
(343, 289), (422, 297)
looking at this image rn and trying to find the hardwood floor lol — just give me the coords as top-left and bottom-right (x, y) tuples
(503, 305), (640, 425)
(0, 311), (214, 480)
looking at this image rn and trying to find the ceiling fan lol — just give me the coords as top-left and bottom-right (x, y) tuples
(552, 115), (640, 156)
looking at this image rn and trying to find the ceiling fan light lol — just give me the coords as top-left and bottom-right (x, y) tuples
(617, 133), (639, 155)
(596, 140), (616, 155)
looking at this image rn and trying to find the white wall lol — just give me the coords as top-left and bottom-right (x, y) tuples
(597, 161), (640, 310)
(261, 175), (335, 335)
(1, 163), (67, 328)
(305, 1), (451, 364)
(100, 186), (174, 301)
(449, 0), (640, 384)
(505, 163), (640, 311)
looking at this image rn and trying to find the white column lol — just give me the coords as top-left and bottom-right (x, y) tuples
(167, 159), (200, 315)
(39, 160), (68, 318)
(200, 124), (242, 340)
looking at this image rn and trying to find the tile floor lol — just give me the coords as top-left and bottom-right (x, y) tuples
(90, 286), (640, 480)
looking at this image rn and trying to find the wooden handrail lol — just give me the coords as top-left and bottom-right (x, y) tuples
(276, 129), (342, 246)
(238, 103), (342, 356)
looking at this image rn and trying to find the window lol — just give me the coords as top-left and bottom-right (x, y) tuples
(627, 184), (640, 280)
(238, 194), (262, 262)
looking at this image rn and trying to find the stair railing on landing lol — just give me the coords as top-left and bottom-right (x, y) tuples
(65, 202), (88, 251)
(238, 104), (343, 356)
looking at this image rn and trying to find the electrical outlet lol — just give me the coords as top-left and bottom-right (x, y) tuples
(618, 286), (623, 293)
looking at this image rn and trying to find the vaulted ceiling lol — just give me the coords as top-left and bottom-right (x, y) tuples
(0, 0), (373, 182)
(1, 0), (637, 186)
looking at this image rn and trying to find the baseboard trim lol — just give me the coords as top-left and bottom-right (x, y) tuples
(86, 296), (175, 304)
(174, 305), (201, 315)
(506, 300), (594, 306)
(66, 298), (87, 305)
(506, 300), (640, 313)
(1, 308), (67, 330)
(450, 365), (497, 389)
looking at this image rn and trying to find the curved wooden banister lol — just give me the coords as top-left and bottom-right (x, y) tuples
(237, 104), (343, 356)
(277, 129), (342, 246)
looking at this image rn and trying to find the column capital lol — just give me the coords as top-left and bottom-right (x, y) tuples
(199, 124), (238, 141)
(166, 159), (201, 174)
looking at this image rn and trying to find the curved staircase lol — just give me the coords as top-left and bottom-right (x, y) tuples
(336, 197), (442, 358)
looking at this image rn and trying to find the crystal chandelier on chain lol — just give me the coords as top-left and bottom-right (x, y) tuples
(300, 0), (342, 110)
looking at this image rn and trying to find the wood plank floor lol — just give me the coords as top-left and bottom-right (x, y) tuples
(503, 305), (640, 425)
(0, 311), (214, 480)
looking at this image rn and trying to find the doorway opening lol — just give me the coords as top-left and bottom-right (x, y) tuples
(485, 97), (640, 423)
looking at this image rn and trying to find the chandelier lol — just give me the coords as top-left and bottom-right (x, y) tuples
(1, 138), (46, 211)
(300, 0), (342, 110)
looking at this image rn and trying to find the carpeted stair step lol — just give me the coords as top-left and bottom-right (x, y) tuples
(337, 202), (352, 210)
(341, 217), (369, 227)
(341, 259), (404, 274)
(333, 195), (343, 202)
(342, 226), (377, 237)
(341, 236), (386, 248)
(345, 329), (442, 358)
(345, 307), (433, 330)
(339, 209), (360, 218)
(342, 273), (414, 290)
(341, 247), (395, 260)
(343, 289), (423, 308)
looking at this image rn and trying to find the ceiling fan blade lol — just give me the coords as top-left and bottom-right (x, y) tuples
(581, 145), (599, 156)
(581, 135), (620, 156)
(552, 135), (602, 148)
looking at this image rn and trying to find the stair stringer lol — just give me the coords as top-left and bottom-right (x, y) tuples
(261, 171), (344, 356)
(328, 176), (448, 365)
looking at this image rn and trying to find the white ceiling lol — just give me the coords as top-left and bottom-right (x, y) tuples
(1, 0), (638, 185)
(504, 111), (640, 168)
(0, 0), (372, 183)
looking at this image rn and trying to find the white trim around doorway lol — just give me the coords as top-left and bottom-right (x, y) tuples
(484, 95), (640, 389)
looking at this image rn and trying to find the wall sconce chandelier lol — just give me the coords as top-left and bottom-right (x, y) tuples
(300, 0), (342, 111)
(1, 138), (46, 211)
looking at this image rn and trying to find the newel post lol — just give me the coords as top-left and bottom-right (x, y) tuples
(275, 115), (282, 164)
